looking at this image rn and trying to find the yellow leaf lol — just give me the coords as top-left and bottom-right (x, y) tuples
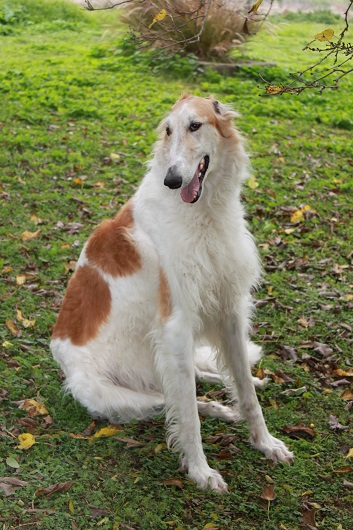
(68, 500), (75, 512)
(341, 388), (353, 401)
(61, 243), (71, 249)
(94, 181), (105, 188)
(315, 28), (334, 42)
(248, 175), (259, 189)
(109, 153), (120, 161)
(30, 214), (43, 225)
(6, 319), (21, 336)
(19, 398), (49, 417)
(154, 442), (166, 453)
(203, 524), (219, 530)
(22, 318), (36, 328)
(345, 448), (353, 459)
(73, 177), (83, 186)
(290, 210), (304, 223)
(20, 230), (41, 242)
(16, 275), (26, 286)
(148, 8), (167, 29)
(18, 433), (36, 450)
(248, 0), (263, 14)
(2, 340), (14, 348)
(89, 425), (121, 441)
(266, 85), (282, 95)
(344, 294), (353, 301)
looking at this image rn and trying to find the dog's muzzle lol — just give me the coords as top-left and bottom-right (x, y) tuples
(164, 166), (183, 189)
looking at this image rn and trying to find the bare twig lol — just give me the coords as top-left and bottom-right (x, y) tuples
(262, 1), (353, 95)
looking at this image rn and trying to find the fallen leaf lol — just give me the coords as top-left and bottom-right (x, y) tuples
(343, 479), (353, 489)
(345, 448), (353, 459)
(282, 423), (315, 438)
(248, 175), (259, 189)
(334, 368), (353, 377)
(0, 477), (30, 496)
(20, 230), (41, 242)
(315, 28), (334, 42)
(115, 436), (141, 448)
(18, 433), (36, 450)
(18, 398), (48, 417)
(341, 388), (353, 401)
(30, 214), (43, 225)
(332, 466), (353, 474)
(110, 153), (120, 161)
(35, 480), (73, 497)
(260, 484), (276, 501)
(203, 525), (219, 530)
(68, 499), (75, 512)
(148, 8), (167, 29)
(5, 319), (21, 337)
(328, 415), (349, 431)
(16, 275), (26, 286)
(302, 506), (317, 528)
(73, 177), (83, 186)
(6, 457), (20, 469)
(162, 478), (183, 489)
(89, 425), (122, 441)
(290, 209), (304, 223)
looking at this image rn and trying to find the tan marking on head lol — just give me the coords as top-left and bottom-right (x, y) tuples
(159, 268), (171, 320)
(85, 200), (141, 277)
(173, 95), (237, 139)
(52, 265), (111, 346)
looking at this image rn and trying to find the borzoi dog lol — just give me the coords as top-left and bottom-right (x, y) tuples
(51, 95), (293, 492)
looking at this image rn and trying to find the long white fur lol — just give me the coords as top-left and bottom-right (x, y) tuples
(51, 96), (293, 492)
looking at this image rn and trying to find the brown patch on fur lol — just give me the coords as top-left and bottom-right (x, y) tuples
(85, 200), (141, 277)
(174, 95), (236, 139)
(52, 265), (111, 345)
(159, 269), (172, 320)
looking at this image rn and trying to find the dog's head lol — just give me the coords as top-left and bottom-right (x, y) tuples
(157, 95), (239, 204)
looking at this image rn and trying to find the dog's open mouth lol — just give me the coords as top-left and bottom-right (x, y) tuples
(180, 155), (209, 204)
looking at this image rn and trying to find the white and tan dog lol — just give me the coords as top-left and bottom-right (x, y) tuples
(51, 95), (293, 492)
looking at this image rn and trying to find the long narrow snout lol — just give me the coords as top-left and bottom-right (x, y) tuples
(164, 165), (183, 189)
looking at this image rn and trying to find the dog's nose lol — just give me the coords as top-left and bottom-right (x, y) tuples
(164, 166), (183, 189)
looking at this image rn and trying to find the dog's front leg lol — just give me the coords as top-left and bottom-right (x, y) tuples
(155, 310), (227, 492)
(221, 300), (294, 463)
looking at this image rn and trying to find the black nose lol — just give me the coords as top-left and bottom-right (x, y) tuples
(164, 166), (183, 189)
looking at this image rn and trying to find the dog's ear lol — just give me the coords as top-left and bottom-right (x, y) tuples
(209, 96), (240, 121)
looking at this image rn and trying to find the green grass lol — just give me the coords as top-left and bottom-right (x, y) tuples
(0, 2), (352, 529)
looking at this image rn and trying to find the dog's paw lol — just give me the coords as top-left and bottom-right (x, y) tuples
(188, 465), (228, 493)
(253, 434), (294, 463)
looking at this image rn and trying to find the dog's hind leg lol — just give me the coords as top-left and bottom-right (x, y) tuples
(155, 311), (228, 492)
(219, 298), (294, 463)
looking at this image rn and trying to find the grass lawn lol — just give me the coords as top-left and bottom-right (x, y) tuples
(0, 1), (352, 529)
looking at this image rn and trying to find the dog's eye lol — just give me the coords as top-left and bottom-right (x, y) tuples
(166, 126), (171, 136)
(189, 122), (202, 133)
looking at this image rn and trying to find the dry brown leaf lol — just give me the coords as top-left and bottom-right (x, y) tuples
(162, 478), (183, 489)
(18, 398), (48, 417)
(332, 465), (353, 474)
(260, 484), (276, 501)
(302, 507), (317, 528)
(282, 423), (315, 438)
(35, 480), (73, 497)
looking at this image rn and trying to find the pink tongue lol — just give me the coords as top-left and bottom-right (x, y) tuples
(180, 171), (200, 203)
